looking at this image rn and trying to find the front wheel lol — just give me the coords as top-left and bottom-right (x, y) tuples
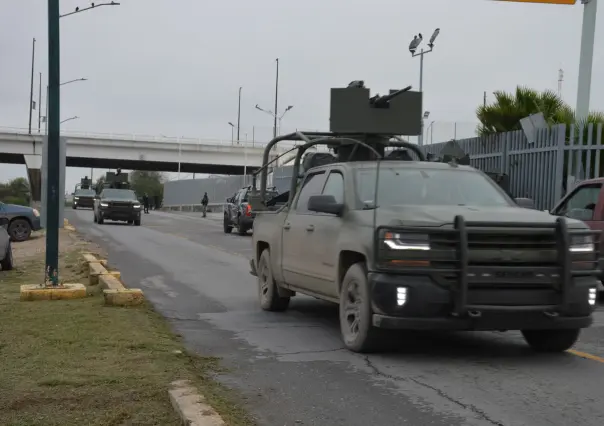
(97, 214), (104, 225)
(522, 329), (581, 353)
(8, 219), (31, 242)
(134, 219), (141, 226)
(339, 263), (386, 353)
(223, 215), (233, 234)
(257, 249), (290, 311)
(1, 243), (14, 271)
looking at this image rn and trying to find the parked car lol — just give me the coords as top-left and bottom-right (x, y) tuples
(549, 177), (604, 293)
(223, 186), (279, 235)
(0, 202), (42, 242)
(0, 217), (13, 271)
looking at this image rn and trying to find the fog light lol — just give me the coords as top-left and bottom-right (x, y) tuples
(397, 287), (407, 306)
(589, 288), (597, 306)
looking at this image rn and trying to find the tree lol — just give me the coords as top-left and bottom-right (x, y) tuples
(476, 86), (604, 136)
(130, 171), (165, 202)
(0, 177), (31, 206)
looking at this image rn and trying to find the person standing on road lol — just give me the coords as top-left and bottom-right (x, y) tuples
(142, 193), (149, 214)
(201, 192), (209, 218)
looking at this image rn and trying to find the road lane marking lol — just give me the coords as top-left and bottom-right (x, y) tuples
(567, 349), (604, 364)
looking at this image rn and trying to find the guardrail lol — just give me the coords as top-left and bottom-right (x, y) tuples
(160, 203), (224, 213)
(0, 126), (329, 149)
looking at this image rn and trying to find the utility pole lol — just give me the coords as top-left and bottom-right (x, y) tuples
(46, 1), (60, 285)
(483, 91), (487, 108)
(237, 86), (242, 143)
(273, 58), (279, 139)
(576, 0), (597, 121)
(38, 72), (42, 133)
(28, 38), (36, 135)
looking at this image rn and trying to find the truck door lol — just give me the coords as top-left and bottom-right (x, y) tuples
(306, 170), (345, 297)
(551, 182), (604, 252)
(281, 170), (327, 289)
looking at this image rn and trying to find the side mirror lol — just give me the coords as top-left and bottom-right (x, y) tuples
(0, 217), (8, 229)
(515, 197), (535, 209)
(308, 195), (344, 215)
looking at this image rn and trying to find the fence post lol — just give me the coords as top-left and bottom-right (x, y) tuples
(554, 124), (566, 202)
(501, 132), (510, 175)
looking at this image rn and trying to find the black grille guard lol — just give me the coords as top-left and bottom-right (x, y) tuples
(374, 216), (601, 317)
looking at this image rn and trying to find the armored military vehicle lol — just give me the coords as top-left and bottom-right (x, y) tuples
(248, 80), (601, 354)
(73, 176), (96, 209)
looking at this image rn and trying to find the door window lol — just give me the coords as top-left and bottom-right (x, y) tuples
(556, 183), (602, 221)
(295, 172), (326, 213)
(322, 171), (344, 204)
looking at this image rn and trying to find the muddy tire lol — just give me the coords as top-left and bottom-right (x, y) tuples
(8, 219), (31, 242)
(522, 329), (581, 353)
(257, 249), (290, 312)
(339, 263), (386, 353)
(223, 215), (233, 234)
(1, 243), (14, 271)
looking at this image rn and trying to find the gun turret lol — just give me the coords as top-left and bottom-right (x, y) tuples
(369, 86), (412, 108)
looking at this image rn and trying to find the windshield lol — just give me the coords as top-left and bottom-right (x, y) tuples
(101, 189), (137, 200)
(355, 167), (513, 208)
(75, 189), (96, 196)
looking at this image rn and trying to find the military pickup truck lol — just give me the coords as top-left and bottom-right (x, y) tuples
(251, 160), (601, 353)
(93, 188), (142, 225)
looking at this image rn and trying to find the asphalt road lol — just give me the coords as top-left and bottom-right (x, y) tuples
(67, 208), (604, 426)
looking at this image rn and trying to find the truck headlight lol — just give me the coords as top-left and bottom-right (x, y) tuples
(383, 232), (430, 251)
(570, 235), (594, 253)
(100, 202), (108, 207)
(133, 204), (141, 209)
(74, 196), (79, 200)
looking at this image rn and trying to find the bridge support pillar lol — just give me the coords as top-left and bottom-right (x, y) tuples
(23, 154), (42, 204)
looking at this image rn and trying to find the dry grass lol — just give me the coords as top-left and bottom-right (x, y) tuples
(0, 231), (256, 426)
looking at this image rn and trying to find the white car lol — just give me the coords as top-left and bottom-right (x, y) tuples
(0, 217), (14, 271)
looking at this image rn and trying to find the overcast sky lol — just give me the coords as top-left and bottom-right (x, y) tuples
(1, 0), (602, 192)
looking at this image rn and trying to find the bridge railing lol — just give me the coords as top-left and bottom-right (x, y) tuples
(0, 126), (329, 150)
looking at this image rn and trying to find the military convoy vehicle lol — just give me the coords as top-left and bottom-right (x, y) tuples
(248, 80), (601, 354)
(92, 169), (142, 225)
(73, 176), (96, 209)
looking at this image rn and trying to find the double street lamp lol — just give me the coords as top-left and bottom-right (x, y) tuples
(44, 78), (87, 134)
(60, 115), (79, 124)
(255, 104), (294, 136)
(409, 28), (440, 146)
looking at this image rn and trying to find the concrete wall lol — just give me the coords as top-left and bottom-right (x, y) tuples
(163, 165), (295, 206)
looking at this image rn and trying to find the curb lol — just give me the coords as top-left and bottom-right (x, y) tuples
(81, 252), (144, 306)
(169, 380), (226, 426)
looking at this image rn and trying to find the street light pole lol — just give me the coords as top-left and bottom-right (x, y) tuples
(44, 0), (119, 286)
(38, 72), (42, 133)
(45, 78), (87, 135)
(409, 28), (440, 146)
(273, 58), (279, 139)
(576, 0), (598, 121)
(28, 38), (36, 135)
(237, 86), (242, 143)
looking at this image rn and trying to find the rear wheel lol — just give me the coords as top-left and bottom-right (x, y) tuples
(339, 263), (386, 353)
(1, 243), (14, 271)
(8, 219), (31, 242)
(223, 215), (233, 234)
(257, 249), (290, 311)
(522, 329), (581, 353)
(238, 216), (247, 236)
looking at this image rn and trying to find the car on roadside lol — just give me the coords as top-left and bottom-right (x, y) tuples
(93, 188), (142, 225)
(0, 217), (14, 271)
(73, 188), (96, 209)
(0, 201), (42, 242)
(224, 186), (279, 235)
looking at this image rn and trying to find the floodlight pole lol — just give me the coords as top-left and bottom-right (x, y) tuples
(576, 0), (597, 121)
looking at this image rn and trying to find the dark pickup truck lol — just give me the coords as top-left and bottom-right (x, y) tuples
(224, 186), (278, 235)
(251, 160), (601, 353)
(93, 188), (142, 225)
(73, 188), (96, 209)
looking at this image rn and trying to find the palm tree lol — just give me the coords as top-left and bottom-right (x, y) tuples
(476, 87), (568, 136)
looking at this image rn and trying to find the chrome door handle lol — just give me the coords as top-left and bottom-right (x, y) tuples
(283, 223), (291, 230)
(306, 225), (315, 232)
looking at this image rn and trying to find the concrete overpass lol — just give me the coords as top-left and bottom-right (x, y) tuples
(0, 127), (283, 201)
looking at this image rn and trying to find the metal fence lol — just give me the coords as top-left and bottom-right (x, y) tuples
(420, 123), (604, 211)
